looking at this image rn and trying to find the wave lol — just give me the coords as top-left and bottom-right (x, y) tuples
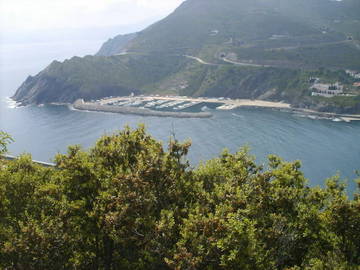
(4, 97), (20, 109)
(232, 113), (244, 118)
(293, 113), (347, 122)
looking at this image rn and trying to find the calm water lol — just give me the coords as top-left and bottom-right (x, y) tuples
(1, 39), (360, 194)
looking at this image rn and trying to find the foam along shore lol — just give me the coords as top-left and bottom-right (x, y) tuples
(73, 99), (212, 119)
(5, 97), (21, 109)
(290, 108), (360, 122)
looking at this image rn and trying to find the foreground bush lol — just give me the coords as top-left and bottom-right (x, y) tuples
(0, 126), (359, 269)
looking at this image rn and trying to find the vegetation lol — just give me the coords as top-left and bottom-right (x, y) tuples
(12, 54), (190, 105)
(12, 0), (360, 112)
(1, 126), (359, 269)
(0, 131), (13, 155)
(96, 33), (138, 57)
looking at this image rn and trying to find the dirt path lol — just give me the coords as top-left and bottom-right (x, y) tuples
(184, 54), (271, 68)
(266, 39), (352, 51)
(222, 58), (270, 67)
(183, 55), (218, 66)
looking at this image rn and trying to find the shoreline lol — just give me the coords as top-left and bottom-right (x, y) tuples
(8, 95), (360, 121)
(289, 108), (360, 122)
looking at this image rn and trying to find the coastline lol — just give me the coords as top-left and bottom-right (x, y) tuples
(8, 95), (360, 121)
(4, 97), (21, 109)
(289, 108), (360, 122)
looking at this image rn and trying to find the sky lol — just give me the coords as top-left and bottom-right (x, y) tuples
(0, 0), (185, 32)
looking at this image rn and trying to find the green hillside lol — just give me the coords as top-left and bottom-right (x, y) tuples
(96, 33), (137, 56)
(13, 0), (360, 113)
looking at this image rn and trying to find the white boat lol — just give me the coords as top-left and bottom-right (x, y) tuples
(128, 100), (144, 106)
(201, 106), (209, 111)
(156, 101), (173, 109)
(216, 104), (237, 110)
(174, 102), (200, 110)
(157, 100), (184, 109)
(144, 101), (157, 108)
(332, 118), (343, 122)
(113, 100), (131, 106)
(154, 100), (169, 105)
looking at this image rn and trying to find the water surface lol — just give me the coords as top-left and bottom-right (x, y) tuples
(1, 39), (359, 194)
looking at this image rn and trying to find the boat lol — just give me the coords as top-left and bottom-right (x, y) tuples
(332, 118), (343, 122)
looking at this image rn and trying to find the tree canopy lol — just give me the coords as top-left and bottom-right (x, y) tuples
(0, 126), (359, 269)
(0, 131), (12, 155)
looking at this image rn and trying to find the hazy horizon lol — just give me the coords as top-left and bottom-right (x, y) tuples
(0, 0), (185, 44)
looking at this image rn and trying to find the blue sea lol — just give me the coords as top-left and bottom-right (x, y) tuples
(1, 38), (360, 195)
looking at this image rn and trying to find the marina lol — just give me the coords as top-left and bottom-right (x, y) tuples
(82, 95), (360, 122)
(73, 99), (213, 118)
(97, 95), (291, 111)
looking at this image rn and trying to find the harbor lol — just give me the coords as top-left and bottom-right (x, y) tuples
(73, 95), (292, 118)
(73, 95), (360, 121)
(97, 95), (292, 110)
(73, 99), (213, 118)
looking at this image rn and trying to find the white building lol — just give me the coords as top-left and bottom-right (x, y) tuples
(346, 70), (360, 79)
(311, 82), (344, 97)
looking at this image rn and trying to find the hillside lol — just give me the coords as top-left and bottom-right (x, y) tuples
(13, 0), (360, 113)
(96, 33), (137, 56)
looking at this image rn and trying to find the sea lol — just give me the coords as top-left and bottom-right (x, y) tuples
(1, 38), (360, 195)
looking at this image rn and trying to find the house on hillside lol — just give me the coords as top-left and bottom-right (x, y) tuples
(311, 82), (344, 97)
(210, 30), (219, 36)
(346, 70), (360, 79)
(309, 77), (320, 84)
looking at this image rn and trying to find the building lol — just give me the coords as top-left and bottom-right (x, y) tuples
(353, 82), (360, 87)
(210, 30), (219, 36)
(311, 82), (344, 97)
(346, 70), (360, 79)
(309, 77), (320, 84)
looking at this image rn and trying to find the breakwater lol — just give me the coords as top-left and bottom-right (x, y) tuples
(73, 100), (212, 119)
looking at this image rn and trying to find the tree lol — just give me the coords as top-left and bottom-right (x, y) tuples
(0, 126), (359, 269)
(0, 131), (13, 156)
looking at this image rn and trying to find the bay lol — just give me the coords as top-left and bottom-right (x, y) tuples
(1, 39), (359, 194)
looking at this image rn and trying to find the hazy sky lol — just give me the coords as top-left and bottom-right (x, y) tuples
(0, 0), (185, 32)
